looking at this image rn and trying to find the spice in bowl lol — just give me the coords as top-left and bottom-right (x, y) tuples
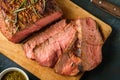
(0, 67), (29, 80)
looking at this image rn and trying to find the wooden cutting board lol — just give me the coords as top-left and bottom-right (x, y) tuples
(0, 0), (112, 80)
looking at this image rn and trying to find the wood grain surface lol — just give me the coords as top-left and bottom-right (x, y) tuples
(0, 0), (112, 80)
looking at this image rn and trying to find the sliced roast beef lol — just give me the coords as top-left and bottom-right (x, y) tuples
(23, 19), (67, 59)
(0, 0), (62, 43)
(74, 18), (103, 71)
(54, 50), (82, 76)
(22, 17), (103, 76)
(54, 19), (83, 76)
(54, 18), (103, 76)
(33, 23), (77, 67)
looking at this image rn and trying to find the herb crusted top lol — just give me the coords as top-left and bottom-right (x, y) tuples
(0, 0), (46, 34)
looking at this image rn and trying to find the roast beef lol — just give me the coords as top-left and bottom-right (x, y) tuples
(0, 0), (62, 43)
(54, 18), (103, 75)
(74, 17), (103, 71)
(54, 19), (83, 76)
(34, 23), (77, 67)
(54, 50), (82, 76)
(23, 17), (103, 76)
(23, 19), (67, 59)
(23, 19), (77, 67)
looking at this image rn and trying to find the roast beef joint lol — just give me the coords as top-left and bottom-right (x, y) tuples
(0, 0), (63, 43)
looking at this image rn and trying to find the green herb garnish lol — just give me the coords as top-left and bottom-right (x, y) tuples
(29, 0), (42, 18)
(16, 25), (19, 32)
(13, 0), (27, 25)
(42, 0), (46, 11)
(34, 0), (38, 3)
(31, 5), (42, 18)
(30, 0), (38, 4)
(19, 0), (27, 8)
(13, 8), (26, 13)
(14, 13), (18, 24)
(12, 0), (45, 25)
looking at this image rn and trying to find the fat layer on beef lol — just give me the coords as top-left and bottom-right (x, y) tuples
(0, 0), (62, 43)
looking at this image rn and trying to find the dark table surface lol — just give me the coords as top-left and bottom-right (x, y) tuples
(0, 0), (120, 80)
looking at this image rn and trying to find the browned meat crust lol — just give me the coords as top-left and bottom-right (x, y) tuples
(0, 0), (62, 43)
